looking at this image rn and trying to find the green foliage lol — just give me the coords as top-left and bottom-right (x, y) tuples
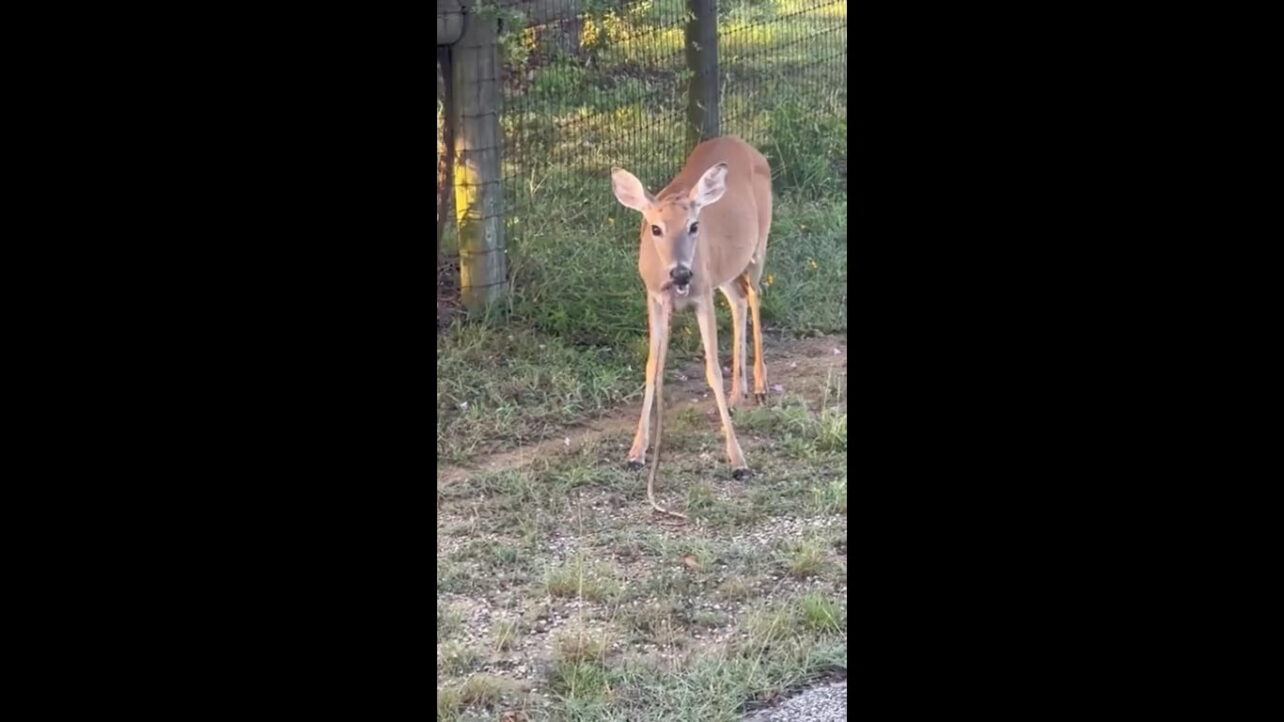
(530, 63), (592, 102)
(763, 95), (848, 195)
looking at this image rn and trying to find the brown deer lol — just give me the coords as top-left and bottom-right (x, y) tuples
(610, 136), (772, 518)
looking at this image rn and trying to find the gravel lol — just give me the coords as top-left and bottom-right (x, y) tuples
(743, 681), (847, 722)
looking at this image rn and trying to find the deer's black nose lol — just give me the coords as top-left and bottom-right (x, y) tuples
(670, 266), (692, 285)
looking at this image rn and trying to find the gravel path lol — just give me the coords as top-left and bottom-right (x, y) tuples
(743, 681), (847, 722)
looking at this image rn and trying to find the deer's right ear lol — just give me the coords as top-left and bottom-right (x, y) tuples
(611, 168), (653, 212)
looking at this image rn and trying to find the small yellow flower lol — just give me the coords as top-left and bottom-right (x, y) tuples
(766, 274), (775, 286)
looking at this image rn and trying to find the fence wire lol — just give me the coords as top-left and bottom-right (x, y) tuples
(499, 0), (845, 226)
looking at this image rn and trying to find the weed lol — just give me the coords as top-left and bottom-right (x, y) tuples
(554, 628), (609, 663)
(545, 556), (621, 601)
(494, 618), (521, 652)
(438, 602), (463, 642)
(438, 642), (481, 676)
(717, 577), (754, 601)
(810, 477), (847, 515)
(686, 482), (717, 516)
(622, 599), (681, 638)
(800, 592), (844, 633)
(786, 540), (825, 578)
(548, 660), (611, 700)
(458, 674), (506, 708)
(437, 685), (461, 721)
(745, 604), (801, 643)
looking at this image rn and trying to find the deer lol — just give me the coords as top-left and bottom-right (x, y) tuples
(610, 135), (772, 519)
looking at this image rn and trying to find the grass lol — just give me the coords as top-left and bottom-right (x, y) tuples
(544, 555), (622, 601)
(553, 628), (610, 663)
(438, 602), (463, 642)
(439, 641), (482, 676)
(786, 539), (826, 578)
(494, 618), (522, 652)
(800, 592), (845, 633)
(438, 393), (848, 720)
(438, 1), (846, 718)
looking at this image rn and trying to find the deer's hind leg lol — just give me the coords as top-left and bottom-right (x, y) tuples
(746, 169), (771, 404)
(694, 294), (749, 478)
(741, 272), (768, 404)
(719, 282), (750, 408)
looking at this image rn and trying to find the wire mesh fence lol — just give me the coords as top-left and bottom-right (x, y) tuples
(438, 0), (846, 319)
(498, 0), (845, 219)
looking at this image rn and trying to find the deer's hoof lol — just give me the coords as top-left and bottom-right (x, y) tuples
(732, 467), (753, 481)
(626, 459), (644, 471)
(754, 392), (768, 405)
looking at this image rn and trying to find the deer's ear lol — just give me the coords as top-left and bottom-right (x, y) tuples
(611, 168), (654, 212)
(689, 162), (728, 209)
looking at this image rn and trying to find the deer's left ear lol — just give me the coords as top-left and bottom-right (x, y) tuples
(689, 162), (728, 209)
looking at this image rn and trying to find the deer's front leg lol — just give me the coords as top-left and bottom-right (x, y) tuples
(628, 296), (669, 469)
(694, 296), (750, 478)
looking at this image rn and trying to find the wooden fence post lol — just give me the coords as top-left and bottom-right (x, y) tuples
(451, 7), (507, 313)
(685, 0), (719, 151)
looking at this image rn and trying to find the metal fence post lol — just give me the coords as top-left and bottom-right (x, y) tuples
(685, 0), (719, 150)
(452, 8), (507, 313)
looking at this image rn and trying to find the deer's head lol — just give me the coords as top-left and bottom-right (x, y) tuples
(611, 163), (728, 297)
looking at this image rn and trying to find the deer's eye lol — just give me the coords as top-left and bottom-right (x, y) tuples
(651, 225), (662, 237)
(689, 222), (699, 234)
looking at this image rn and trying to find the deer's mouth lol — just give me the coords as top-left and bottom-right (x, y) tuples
(660, 280), (691, 296)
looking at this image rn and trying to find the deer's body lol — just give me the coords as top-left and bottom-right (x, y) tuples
(611, 136), (773, 514)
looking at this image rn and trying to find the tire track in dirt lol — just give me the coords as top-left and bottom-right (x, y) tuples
(436, 334), (847, 488)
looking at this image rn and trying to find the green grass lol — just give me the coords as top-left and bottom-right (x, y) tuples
(800, 592), (845, 633)
(436, 327), (639, 463)
(786, 539), (826, 578)
(544, 555), (622, 601)
(437, 395), (848, 719)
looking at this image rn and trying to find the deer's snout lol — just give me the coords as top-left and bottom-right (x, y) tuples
(670, 266), (692, 286)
